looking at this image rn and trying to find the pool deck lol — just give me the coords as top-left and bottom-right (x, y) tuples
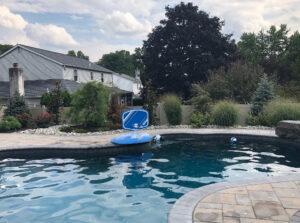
(0, 127), (276, 151)
(169, 174), (300, 223)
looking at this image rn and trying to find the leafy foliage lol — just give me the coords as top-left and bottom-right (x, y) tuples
(99, 50), (137, 77)
(35, 112), (52, 128)
(204, 61), (263, 103)
(108, 94), (123, 129)
(142, 80), (158, 125)
(69, 82), (109, 127)
(40, 82), (66, 124)
(251, 76), (275, 116)
(211, 101), (238, 126)
(0, 116), (22, 132)
(162, 94), (182, 125)
(190, 112), (210, 127)
(67, 50), (89, 60)
(262, 100), (300, 126)
(4, 92), (29, 117)
(142, 2), (236, 98)
(189, 84), (212, 114)
(0, 44), (13, 55)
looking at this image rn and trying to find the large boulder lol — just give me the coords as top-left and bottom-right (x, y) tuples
(276, 120), (300, 140)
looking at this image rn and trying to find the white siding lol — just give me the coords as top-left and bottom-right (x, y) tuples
(63, 67), (113, 86)
(112, 74), (134, 92)
(0, 47), (63, 81)
(63, 68), (137, 93)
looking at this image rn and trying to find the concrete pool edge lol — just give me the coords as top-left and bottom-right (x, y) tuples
(168, 174), (300, 223)
(0, 128), (278, 152)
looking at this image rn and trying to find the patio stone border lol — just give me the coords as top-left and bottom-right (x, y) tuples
(0, 128), (277, 152)
(168, 174), (300, 223)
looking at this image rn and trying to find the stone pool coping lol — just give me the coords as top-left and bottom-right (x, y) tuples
(0, 128), (277, 152)
(168, 174), (300, 223)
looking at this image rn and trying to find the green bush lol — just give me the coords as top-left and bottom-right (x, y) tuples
(0, 116), (22, 132)
(162, 94), (182, 125)
(69, 82), (109, 127)
(245, 114), (268, 126)
(4, 92), (29, 117)
(211, 101), (238, 126)
(190, 112), (210, 127)
(40, 81), (68, 124)
(108, 94), (124, 129)
(251, 75), (275, 116)
(190, 84), (212, 114)
(262, 100), (300, 126)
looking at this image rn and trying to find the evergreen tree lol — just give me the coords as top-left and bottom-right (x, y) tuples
(4, 92), (29, 117)
(251, 75), (275, 116)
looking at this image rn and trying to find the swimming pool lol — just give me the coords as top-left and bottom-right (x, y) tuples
(0, 136), (299, 222)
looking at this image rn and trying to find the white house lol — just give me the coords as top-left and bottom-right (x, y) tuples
(0, 44), (142, 107)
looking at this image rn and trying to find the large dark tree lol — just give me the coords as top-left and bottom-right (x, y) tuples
(142, 2), (236, 98)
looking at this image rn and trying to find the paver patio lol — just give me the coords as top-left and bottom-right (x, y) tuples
(192, 180), (300, 223)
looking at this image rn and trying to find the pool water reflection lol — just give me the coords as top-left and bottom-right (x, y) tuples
(0, 138), (299, 222)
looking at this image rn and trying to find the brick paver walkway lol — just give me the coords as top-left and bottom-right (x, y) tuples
(193, 181), (300, 223)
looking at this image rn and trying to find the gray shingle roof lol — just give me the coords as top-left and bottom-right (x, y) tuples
(0, 79), (82, 98)
(19, 44), (113, 74)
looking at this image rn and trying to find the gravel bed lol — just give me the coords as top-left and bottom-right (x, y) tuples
(18, 125), (274, 136)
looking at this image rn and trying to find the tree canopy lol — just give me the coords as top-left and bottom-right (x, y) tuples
(0, 44), (13, 55)
(98, 50), (137, 77)
(142, 2), (237, 98)
(238, 24), (293, 83)
(67, 50), (89, 60)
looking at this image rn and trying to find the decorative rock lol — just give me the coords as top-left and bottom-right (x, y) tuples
(276, 120), (300, 140)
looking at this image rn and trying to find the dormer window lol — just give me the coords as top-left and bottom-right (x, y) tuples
(90, 72), (94, 80)
(74, 69), (78, 82)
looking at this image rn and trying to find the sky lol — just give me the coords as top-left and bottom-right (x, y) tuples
(0, 0), (299, 61)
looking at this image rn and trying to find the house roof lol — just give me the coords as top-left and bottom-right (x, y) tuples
(2, 44), (114, 74)
(0, 79), (132, 99)
(0, 79), (82, 98)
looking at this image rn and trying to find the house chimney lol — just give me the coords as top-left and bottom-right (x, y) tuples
(9, 63), (24, 97)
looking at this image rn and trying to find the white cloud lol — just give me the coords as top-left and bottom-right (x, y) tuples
(25, 23), (78, 47)
(103, 11), (151, 36)
(0, 5), (27, 29)
(0, 5), (77, 49)
(0, 0), (300, 60)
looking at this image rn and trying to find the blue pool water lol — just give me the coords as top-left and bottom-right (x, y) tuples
(0, 137), (299, 223)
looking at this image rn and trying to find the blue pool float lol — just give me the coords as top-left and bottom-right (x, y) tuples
(111, 133), (152, 145)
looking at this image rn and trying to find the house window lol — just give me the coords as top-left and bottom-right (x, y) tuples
(74, 69), (78, 81)
(101, 73), (104, 82)
(90, 72), (94, 80)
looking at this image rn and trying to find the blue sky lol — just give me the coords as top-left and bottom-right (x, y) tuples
(0, 0), (299, 61)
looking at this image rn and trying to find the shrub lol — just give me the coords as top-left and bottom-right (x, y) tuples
(211, 101), (238, 126)
(69, 82), (109, 128)
(4, 92), (29, 117)
(15, 113), (33, 128)
(35, 112), (52, 128)
(40, 81), (69, 124)
(0, 116), (22, 132)
(190, 84), (212, 114)
(245, 114), (268, 126)
(251, 75), (275, 116)
(262, 100), (300, 126)
(190, 112), (210, 127)
(205, 69), (230, 101)
(162, 94), (182, 125)
(108, 94), (124, 129)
